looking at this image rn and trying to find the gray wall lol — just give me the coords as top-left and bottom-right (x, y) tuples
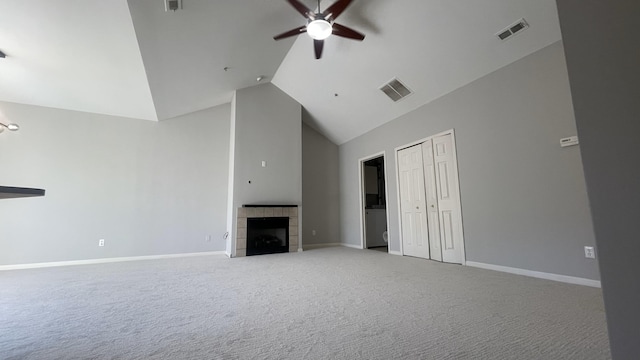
(231, 83), (302, 207)
(302, 121), (340, 246)
(0, 102), (231, 265)
(339, 41), (600, 280)
(228, 83), (302, 253)
(557, 0), (640, 357)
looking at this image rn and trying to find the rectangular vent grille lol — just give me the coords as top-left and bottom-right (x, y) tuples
(380, 78), (412, 102)
(164, 0), (182, 11)
(496, 18), (529, 41)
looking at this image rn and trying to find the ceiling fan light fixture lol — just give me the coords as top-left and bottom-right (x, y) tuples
(0, 122), (20, 133)
(307, 19), (332, 40)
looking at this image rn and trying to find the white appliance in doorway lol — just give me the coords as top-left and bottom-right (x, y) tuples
(396, 130), (465, 264)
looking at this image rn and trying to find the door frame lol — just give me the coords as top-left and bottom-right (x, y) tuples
(394, 129), (466, 264)
(358, 151), (390, 251)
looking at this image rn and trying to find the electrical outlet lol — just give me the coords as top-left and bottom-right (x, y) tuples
(205, 235), (212, 242)
(584, 246), (595, 259)
(312, 230), (317, 236)
(98, 239), (105, 247)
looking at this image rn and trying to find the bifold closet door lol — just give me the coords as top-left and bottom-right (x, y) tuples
(398, 144), (430, 259)
(432, 134), (463, 264)
(422, 139), (443, 262)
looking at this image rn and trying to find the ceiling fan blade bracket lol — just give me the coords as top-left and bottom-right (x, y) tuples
(287, 0), (315, 20)
(322, 0), (353, 22)
(273, 25), (308, 40)
(332, 23), (365, 41)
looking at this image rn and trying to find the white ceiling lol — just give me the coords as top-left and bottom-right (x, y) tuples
(0, 0), (562, 144)
(0, 0), (156, 120)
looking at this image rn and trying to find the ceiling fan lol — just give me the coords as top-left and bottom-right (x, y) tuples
(273, 0), (366, 59)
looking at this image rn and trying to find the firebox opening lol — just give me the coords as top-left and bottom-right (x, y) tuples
(246, 217), (289, 256)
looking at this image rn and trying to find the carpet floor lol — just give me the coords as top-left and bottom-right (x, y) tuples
(0, 247), (610, 359)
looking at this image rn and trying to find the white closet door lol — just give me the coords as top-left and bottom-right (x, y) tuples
(422, 139), (442, 262)
(433, 134), (464, 264)
(398, 144), (430, 259)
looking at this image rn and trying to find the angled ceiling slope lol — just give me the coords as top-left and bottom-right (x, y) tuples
(273, 0), (563, 144)
(1, 0), (563, 145)
(0, 0), (156, 120)
(127, 0), (299, 120)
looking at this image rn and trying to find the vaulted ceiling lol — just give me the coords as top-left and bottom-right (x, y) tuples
(0, 0), (562, 144)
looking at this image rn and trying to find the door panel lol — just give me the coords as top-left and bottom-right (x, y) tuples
(433, 134), (463, 264)
(422, 139), (442, 261)
(398, 145), (430, 259)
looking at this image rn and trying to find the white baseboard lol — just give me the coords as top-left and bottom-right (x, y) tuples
(0, 251), (226, 271)
(303, 243), (364, 250)
(303, 243), (343, 250)
(389, 250), (402, 256)
(465, 261), (601, 288)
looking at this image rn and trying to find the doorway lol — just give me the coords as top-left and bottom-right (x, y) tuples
(359, 153), (389, 253)
(396, 130), (465, 264)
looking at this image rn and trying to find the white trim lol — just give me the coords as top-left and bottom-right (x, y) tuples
(303, 243), (343, 250)
(304, 243), (363, 250)
(445, 129), (467, 265)
(0, 252), (226, 271)
(394, 147), (404, 256)
(466, 261), (601, 288)
(341, 243), (363, 249)
(358, 151), (386, 251)
(389, 250), (402, 256)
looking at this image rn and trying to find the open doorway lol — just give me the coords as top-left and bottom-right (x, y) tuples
(359, 153), (389, 253)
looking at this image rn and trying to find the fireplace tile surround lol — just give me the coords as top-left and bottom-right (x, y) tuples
(235, 206), (298, 257)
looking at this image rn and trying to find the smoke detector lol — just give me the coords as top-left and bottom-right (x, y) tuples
(380, 78), (412, 102)
(496, 18), (529, 41)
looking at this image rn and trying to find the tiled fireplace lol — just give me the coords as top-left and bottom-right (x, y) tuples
(235, 205), (298, 257)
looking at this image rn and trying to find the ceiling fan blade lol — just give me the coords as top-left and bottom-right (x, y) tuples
(273, 25), (307, 40)
(286, 0), (315, 20)
(322, 0), (353, 21)
(314, 39), (324, 59)
(332, 23), (365, 41)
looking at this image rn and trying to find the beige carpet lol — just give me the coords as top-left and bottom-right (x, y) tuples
(0, 247), (610, 359)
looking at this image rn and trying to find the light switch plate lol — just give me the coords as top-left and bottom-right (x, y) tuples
(584, 246), (595, 259)
(560, 136), (579, 147)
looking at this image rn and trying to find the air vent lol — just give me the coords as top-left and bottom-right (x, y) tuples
(164, 0), (182, 11)
(380, 78), (412, 102)
(496, 18), (529, 41)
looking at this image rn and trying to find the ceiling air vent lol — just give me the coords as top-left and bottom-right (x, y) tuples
(164, 0), (182, 11)
(380, 78), (412, 102)
(496, 18), (529, 41)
